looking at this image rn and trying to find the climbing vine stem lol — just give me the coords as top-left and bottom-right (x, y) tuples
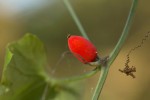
(62, 0), (138, 99)
(63, 0), (89, 40)
(92, 0), (138, 99)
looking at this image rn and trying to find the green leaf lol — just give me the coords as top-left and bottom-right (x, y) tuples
(1, 47), (13, 87)
(0, 33), (82, 100)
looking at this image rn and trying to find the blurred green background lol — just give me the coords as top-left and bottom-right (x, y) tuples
(0, 0), (150, 100)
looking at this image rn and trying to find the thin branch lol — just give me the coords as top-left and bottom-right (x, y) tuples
(92, 0), (138, 100)
(55, 67), (100, 83)
(63, 0), (89, 40)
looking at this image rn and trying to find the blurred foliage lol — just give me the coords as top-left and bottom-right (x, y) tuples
(0, 34), (82, 100)
(0, 0), (150, 100)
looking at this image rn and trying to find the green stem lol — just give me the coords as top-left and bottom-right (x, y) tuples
(63, 0), (89, 40)
(59, 67), (100, 83)
(48, 67), (100, 84)
(92, 0), (138, 100)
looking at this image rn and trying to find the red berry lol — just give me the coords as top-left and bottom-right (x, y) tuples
(68, 35), (98, 64)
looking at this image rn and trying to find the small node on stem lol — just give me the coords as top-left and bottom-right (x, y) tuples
(100, 56), (109, 66)
(88, 56), (109, 67)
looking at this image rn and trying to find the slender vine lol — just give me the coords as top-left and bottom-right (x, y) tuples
(92, 0), (138, 99)
(61, 0), (139, 100)
(63, 0), (89, 40)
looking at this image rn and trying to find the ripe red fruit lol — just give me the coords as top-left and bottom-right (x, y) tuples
(68, 35), (99, 64)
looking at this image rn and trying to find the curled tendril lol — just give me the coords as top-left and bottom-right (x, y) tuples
(119, 31), (150, 78)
